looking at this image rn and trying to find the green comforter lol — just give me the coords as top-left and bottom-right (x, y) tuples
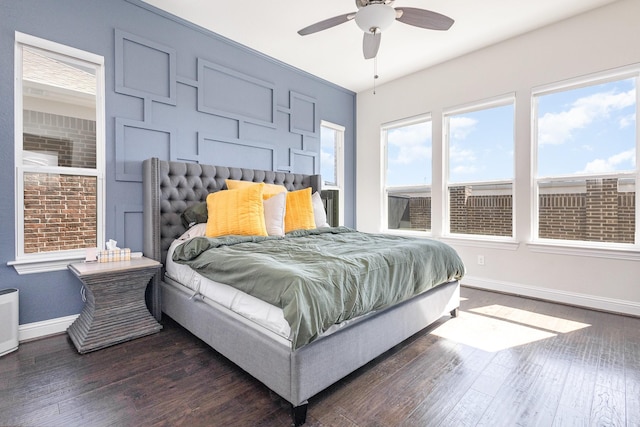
(172, 227), (465, 349)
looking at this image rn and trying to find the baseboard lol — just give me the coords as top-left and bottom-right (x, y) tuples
(15, 279), (639, 341)
(462, 276), (640, 317)
(19, 314), (79, 342)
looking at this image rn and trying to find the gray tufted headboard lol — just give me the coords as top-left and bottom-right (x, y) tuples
(142, 157), (321, 319)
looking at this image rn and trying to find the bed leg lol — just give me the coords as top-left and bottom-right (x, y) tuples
(450, 307), (459, 318)
(291, 402), (308, 426)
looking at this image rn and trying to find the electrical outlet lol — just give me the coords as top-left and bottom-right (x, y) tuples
(477, 255), (485, 265)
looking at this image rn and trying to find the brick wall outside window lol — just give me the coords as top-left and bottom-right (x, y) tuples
(449, 186), (512, 236)
(409, 197), (431, 230)
(391, 178), (635, 243)
(539, 178), (635, 243)
(23, 173), (97, 254)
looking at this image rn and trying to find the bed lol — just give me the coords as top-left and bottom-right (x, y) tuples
(142, 157), (463, 425)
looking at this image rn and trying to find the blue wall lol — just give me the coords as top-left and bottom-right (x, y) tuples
(0, 0), (356, 325)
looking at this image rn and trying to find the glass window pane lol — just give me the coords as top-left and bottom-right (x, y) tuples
(386, 121), (432, 186)
(535, 76), (637, 244)
(446, 101), (515, 237)
(387, 187), (431, 231)
(22, 46), (97, 169)
(386, 120), (431, 232)
(448, 103), (514, 183)
(320, 125), (337, 186)
(23, 173), (97, 254)
(538, 177), (635, 243)
(537, 78), (636, 178)
(320, 189), (339, 227)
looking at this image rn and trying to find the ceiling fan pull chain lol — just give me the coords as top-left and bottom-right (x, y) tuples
(373, 55), (379, 94)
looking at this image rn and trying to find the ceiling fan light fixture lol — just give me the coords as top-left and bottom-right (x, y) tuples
(355, 4), (396, 33)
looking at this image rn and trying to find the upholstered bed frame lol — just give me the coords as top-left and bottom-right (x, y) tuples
(142, 157), (460, 425)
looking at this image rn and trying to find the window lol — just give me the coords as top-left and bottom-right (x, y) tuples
(533, 69), (638, 246)
(444, 97), (515, 238)
(383, 116), (432, 232)
(11, 33), (105, 274)
(320, 121), (344, 226)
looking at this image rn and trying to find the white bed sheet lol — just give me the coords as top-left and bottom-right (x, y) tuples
(166, 239), (293, 340)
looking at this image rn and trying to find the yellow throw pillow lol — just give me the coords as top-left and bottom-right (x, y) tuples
(205, 183), (268, 237)
(225, 179), (287, 199)
(285, 187), (316, 233)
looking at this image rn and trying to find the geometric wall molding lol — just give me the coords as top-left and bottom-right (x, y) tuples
(198, 132), (277, 171)
(115, 29), (177, 105)
(115, 204), (143, 252)
(3, 0), (355, 328)
(197, 58), (276, 129)
(115, 118), (175, 182)
(290, 91), (317, 137)
(290, 148), (319, 176)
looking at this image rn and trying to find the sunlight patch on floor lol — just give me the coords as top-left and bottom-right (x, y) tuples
(431, 311), (557, 352)
(468, 304), (591, 333)
(432, 301), (592, 352)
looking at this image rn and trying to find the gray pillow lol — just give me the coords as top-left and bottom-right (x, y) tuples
(181, 202), (208, 228)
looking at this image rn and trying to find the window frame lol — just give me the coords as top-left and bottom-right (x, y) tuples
(10, 32), (106, 274)
(443, 94), (517, 241)
(531, 65), (640, 251)
(382, 113), (433, 235)
(320, 120), (345, 226)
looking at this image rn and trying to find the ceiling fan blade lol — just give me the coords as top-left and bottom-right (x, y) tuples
(395, 7), (454, 31)
(363, 31), (381, 59)
(298, 13), (355, 36)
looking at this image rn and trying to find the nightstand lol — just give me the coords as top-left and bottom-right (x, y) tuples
(67, 256), (163, 353)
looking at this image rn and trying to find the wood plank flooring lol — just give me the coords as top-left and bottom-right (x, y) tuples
(1, 286), (638, 426)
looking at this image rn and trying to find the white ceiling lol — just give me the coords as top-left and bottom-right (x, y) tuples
(141, 0), (619, 93)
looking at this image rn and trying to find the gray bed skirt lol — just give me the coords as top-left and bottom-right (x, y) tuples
(161, 278), (459, 409)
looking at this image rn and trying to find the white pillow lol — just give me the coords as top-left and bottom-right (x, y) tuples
(312, 191), (330, 228)
(177, 222), (207, 241)
(263, 191), (287, 236)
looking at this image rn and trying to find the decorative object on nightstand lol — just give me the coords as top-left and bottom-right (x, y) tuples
(67, 257), (162, 353)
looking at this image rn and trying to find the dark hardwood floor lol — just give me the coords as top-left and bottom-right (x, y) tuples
(1, 286), (638, 426)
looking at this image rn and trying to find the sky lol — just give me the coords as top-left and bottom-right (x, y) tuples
(537, 78), (636, 177)
(384, 77), (637, 187)
(320, 126), (337, 186)
(386, 121), (432, 186)
(448, 103), (514, 183)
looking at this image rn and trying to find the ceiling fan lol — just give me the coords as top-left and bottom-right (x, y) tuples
(298, 0), (455, 59)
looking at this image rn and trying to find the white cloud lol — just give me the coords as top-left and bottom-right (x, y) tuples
(579, 148), (636, 174)
(449, 116), (478, 140)
(388, 125), (431, 165)
(449, 144), (476, 164)
(619, 113), (636, 129)
(538, 88), (635, 146)
(321, 149), (334, 165)
(391, 145), (431, 165)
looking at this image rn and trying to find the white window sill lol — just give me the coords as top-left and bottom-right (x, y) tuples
(383, 229), (433, 238)
(8, 254), (85, 275)
(439, 235), (520, 251)
(382, 230), (521, 251)
(528, 240), (640, 261)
